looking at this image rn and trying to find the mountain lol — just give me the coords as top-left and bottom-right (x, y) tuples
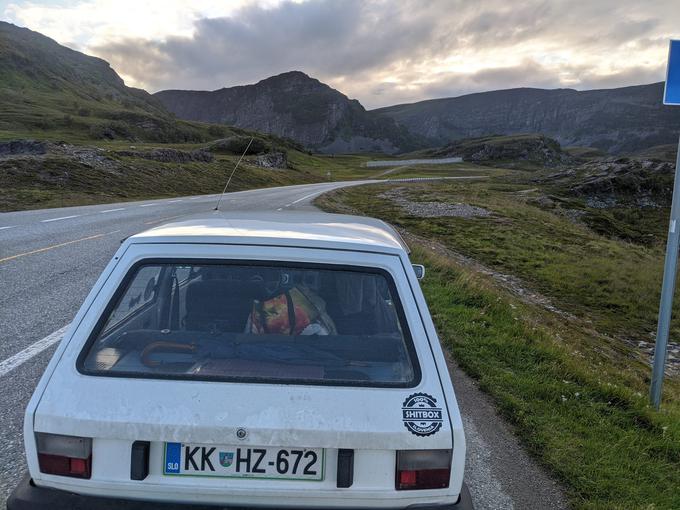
(0, 22), (224, 142)
(3, 20), (678, 155)
(374, 83), (680, 154)
(154, 71), (422, 153)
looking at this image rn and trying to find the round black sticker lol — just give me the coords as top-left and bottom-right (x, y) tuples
(402, 392), (443, 437)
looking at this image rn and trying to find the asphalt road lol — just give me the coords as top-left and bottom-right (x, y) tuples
(0, 179), (567, 509)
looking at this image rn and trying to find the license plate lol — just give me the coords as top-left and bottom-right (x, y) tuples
(163, 442), (324, 481)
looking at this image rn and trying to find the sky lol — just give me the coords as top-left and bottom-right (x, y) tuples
(1, 0), (677, 109)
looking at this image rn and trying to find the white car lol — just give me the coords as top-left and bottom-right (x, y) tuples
(9, 212), (472, 510)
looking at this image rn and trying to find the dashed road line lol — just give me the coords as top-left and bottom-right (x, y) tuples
(0, 226), (16, 231)
(144, 215), (183, 225)
(0, 230), (121, 264)
(167, 200), (183, 203)
(41, 214), (80, 223)
(99, 208), (125, 213)
(139, 203), (157, 207)
(0, 325), (69, 377)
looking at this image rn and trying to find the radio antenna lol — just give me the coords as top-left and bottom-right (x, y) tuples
(214, 136), (254, 211)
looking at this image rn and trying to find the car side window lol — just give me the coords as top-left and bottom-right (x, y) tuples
(106, 266), (162, 327)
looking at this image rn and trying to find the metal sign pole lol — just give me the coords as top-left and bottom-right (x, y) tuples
(650, 40), (680, 409)
(650, 135), (680, 409)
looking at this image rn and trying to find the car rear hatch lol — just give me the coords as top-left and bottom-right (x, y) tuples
(28, 246), (464, 508)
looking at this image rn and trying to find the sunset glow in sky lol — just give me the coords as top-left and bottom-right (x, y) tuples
(1, 0), (677, 108)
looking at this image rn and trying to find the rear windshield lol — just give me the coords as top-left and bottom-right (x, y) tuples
(78, 261), (419, 387)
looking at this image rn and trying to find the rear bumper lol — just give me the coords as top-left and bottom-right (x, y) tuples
(7, 475), (474, 510)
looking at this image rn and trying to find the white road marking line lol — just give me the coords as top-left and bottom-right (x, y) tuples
(0, 325), (69, 377)
(188, 197), (201, 200)
(0, 226), (16, 230)
(168, 200), (183, 203)
(99, 208), (125, 213)
(139, 203), (157, 207)
(277, 207), (283, 211)
(41, 215), (80, 223)
(286, 190), (326, 207)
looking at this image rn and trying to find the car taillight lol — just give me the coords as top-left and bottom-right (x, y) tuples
(396, 449), (451, 490)
(36, 433), (92, 479)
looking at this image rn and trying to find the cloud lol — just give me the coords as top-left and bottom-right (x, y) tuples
(92, 0), (455, 91)
(360, 60), (569, 108)
(566, 64), (668, 91)
(4, 0), (677, 107)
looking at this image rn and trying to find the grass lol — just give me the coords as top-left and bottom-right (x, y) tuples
(317, 181), (680, 510)
(286, 152), (376, 180)
(319, 181), (675, 343)
(419, 249), (680, 510)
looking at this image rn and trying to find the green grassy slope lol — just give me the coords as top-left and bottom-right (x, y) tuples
(0, 21), (246, 143)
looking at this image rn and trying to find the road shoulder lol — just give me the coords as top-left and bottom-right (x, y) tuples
(446, 352), (569, 510)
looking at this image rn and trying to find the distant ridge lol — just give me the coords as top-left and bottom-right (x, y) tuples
(373, 83), (680, 154)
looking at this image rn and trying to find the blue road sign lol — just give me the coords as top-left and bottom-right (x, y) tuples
(664, 40), (680, 105)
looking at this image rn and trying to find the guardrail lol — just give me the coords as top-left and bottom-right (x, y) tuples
(381, 176), (487, 183)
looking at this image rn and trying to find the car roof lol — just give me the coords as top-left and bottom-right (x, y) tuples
(129, 211), (410, 254)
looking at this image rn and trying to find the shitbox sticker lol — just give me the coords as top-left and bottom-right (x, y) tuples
(402, 393), (443, 436)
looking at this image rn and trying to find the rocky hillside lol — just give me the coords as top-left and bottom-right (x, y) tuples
(427, 133), (574, 168)
(374, 83), (680, 154)
(543, 157), (675, 208)
(0, 22), (229, 142)
(154, 71), (422, 154)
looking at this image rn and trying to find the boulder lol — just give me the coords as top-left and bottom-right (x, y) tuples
(0, 139), (47, 157)
(253, 151), (287, 169)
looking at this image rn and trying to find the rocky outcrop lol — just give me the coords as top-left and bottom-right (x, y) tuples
(154, 71), (420, 154)
(431, 134), (573, 168)
(0, 141), (214, 172)
(116, 148), (214, 163)
(253, 152), (287, 169)
(568, 158), (674, 207)
(0, 140), (120, 170)
(0, 139), (47, 157)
